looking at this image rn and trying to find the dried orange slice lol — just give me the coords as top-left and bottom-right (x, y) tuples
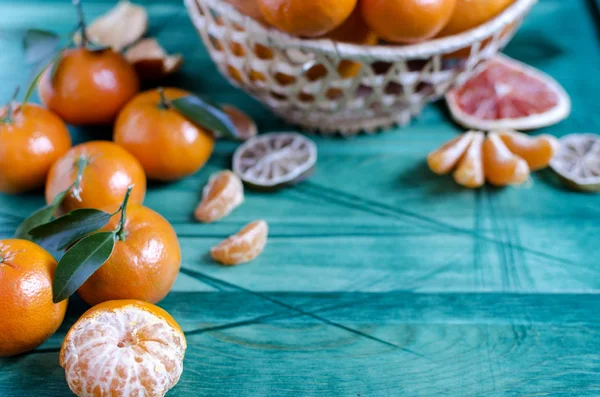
(446, 55), (571, 131)
(550, 133), (600, 192)
(60, 300), (186, 397)
(427, 131), (475, 175)
(497, 130), (559, 171)
(211, 220), (268, 265)
(233, 133), (317, 190)
(483, 132), (530, 186)
(195, 170), (244, 223)
(454, 131), (485, 188)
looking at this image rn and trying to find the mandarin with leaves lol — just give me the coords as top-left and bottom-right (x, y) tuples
(0, 239), (68, 356)
(114, 88), (215, 181)
(45, 141), (146, 214)
(77, 204), (181, 306)
(257, 0), (357, 37)
(0, 97), (71, 194)
(61, 300), (186, 397)
(361, 0), (457, 44)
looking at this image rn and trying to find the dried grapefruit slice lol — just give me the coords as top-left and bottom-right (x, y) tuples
(550, 133), (600, 192)
(446, 55), (571, 131)
(60, 300), (186, 397)
(233, 132), (317, 190)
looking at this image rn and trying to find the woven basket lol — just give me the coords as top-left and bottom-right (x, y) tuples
(185, 0), (537, 135)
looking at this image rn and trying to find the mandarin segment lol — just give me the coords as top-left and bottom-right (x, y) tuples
(454, 131), (485, 188)
(60, 300), (186, 397)
(0, 239), (68, 357)
(498, 130), (558, 171)
(483, 132), (530, 186)
(427, 131), (475, 175)
(211, 220), (268, 265)
(195, 171), (245, 223)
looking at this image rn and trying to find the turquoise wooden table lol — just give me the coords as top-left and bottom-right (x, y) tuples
(1, 0), (599, 395)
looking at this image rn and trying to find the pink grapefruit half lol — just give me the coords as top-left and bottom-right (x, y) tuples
(446, 55), (571, 131)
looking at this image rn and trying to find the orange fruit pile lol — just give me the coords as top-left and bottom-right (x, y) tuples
(226, 0), (514, 44)
(0, 239), (67, 357)
(60, 300), (186, 397)
(428, 130), (558, 188)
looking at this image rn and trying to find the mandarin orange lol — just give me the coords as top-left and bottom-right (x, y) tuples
(45, 141), (146, 214)
(361, 0), (457, 44)
(39, 47), (139, 125)
(0, 103), (71, 194)
(114, 88), (215, 181)
(77, 204), (181, 306)
(439, 0), (514, 36)
(0, 239), (68, 357)
(60, 300), (186, 397)
(257, 0), (357, 37)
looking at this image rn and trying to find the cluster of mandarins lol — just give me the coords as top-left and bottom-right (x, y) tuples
(228, 0), (515, 44)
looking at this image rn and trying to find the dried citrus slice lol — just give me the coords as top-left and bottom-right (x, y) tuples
(454, 131), (485, 188)
(498, 130), (559, 171)
(233, 132), (317, 190)
(446, 55), (571, 131)
(195, 170), (244, 223)
(483, 132), (530, 186)
(60, 300), (186, 397)
(427, 131), (475, 175)
(211, 220), (268, 266)
(550, 133), (600, 192)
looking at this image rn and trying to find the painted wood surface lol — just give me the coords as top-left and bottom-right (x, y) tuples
(1, 0), (599, 395)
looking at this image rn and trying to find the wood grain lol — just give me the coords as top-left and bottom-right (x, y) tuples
(0, 0), (599, 396)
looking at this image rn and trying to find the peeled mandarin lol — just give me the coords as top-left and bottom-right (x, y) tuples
(497, 130), (559, 171)
(427, 131), (475, 175)
(483, 132), (530, 186)
(454, 131), (485, 188)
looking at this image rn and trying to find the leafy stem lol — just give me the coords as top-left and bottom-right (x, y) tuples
(157, 87), (170, 110)
(1, 87), (20, 124)
(72, 155), (89, 201)
(73, 0), (88, 48)
(115, 185), (134, 241)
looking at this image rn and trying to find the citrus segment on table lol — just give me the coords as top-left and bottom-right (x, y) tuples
(498, 130), (558, 171)
(550, 133), (600, 192)
(427, 131), (475, 175)
(446, 55), (571, 131)
(0, 239), (68, 357)
(483, 132), (530, 186)
(211, 220), (268, 266)
(454, 131), (485, 188)
(233, 132), (317, 190)
(195, 170), (245, 223)
(60, 300), (186, 397)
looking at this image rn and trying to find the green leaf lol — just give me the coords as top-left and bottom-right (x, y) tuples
(171, 94), (238, 139)
(23, 49), (64, 107)
(29, 209), (112, 251)
(23, 29), (60, 65)
(14, 190), (67, 240)
(52, 231), (116, 303)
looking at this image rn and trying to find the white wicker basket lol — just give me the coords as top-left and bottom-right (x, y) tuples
(185, 0), (537, 135)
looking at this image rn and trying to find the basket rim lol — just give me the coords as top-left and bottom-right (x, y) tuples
(186, 0), (537, 61)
